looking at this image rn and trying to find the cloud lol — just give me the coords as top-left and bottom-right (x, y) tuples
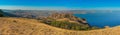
(2, 5), (120, 11)
(81, 7), (120, 10)
(0, 5), (73, 10)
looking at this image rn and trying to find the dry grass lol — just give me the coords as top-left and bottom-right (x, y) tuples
(56, 18), (79, 23)
(0, 17), (120, 35)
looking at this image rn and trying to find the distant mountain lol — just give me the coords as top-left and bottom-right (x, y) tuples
(2, 9), (114, 18)
(0, 9), (4, 17)
(3, 10), (56, 18)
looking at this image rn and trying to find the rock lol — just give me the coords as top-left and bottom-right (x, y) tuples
(48, 12), (90, 27)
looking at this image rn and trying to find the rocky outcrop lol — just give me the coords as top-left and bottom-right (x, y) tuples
(48, 12), (90, 27)
(0, 9), (4, 17)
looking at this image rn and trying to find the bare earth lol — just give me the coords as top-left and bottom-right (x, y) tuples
(0, 17), (120, 35)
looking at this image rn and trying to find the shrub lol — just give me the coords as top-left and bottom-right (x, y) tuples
(91, 26), (101, 30)
(44, 20), (92, 30)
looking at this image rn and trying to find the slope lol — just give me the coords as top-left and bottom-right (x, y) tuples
(0, 17), (120, 35)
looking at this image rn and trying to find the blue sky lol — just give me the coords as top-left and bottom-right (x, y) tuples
(0, 0), (120, 10)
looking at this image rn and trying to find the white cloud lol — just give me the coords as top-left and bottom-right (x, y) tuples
(81, 7), (120, 10)
(0, 5), (73, 10)
(1, 5), (120, 11)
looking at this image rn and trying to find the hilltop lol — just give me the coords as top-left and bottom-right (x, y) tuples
(2, 9), (92, 30)
(39, 12), (91, 30)
(0, 17), (120, 35)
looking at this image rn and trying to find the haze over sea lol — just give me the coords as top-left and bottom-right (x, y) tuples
(74, 11), (120, 28)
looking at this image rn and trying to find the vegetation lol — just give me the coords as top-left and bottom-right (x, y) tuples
(91, 26), (101, 30)
(39, 13), (101, 31)
(43, 20), (100, 31)
(0, 9), (4, 17)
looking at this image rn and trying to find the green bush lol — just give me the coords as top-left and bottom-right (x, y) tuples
(44, 20), (93, 30)
(91, 26), (101, 30)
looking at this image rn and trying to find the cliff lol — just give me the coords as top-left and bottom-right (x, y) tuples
(36, 12), (91, 30)
(48, 12), (89, 25)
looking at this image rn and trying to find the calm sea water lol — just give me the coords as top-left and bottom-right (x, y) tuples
(74, 11), (120, 28)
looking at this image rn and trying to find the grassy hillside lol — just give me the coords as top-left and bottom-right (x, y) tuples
(43, 13), (92, 30)
(1, 9), (97, 31)
(0, 17), (120, 35)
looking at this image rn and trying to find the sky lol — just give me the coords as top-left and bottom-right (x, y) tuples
(0, 0), (120, 10)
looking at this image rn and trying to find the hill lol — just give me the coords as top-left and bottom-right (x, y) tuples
(40, 13), (91, 30)
(0, 17), (120, 35)
(3, 10), (56, 18)
(3, 9), (91, 30)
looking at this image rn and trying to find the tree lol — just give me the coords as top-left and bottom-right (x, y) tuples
(0, 9), (4, 17)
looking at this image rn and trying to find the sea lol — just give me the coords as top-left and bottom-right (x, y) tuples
(74, 11), (120, 28)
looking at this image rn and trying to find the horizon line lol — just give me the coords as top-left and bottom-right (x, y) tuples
(1, 5), (120, 10)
